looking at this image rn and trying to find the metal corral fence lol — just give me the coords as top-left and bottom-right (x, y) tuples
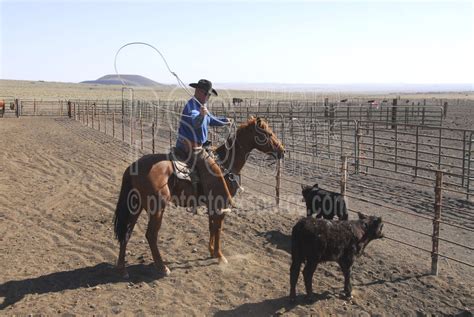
(11, 96), (474, 199)
(67, 104), (473, 272)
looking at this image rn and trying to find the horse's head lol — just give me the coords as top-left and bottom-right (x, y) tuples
(238, 116), (285, 159)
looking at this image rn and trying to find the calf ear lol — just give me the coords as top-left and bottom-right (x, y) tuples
(358, 212), (366, 219)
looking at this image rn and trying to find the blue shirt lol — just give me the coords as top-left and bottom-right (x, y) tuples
(176, 98), (228, 149)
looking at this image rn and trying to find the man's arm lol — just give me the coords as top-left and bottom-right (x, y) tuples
(209, 114), (231, 127)
(190, 109), (205, 128)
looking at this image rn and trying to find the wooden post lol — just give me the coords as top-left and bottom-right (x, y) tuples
(67, 101), (72, 118)
(275, 159), (281, 206)
(340, 156), (347, 197)
(140, 119), (144, 150)
(113, 111), (115, 138)
(169, 130), (172, 148)
(98, 111), (101, 132)
(355, 121), (361, 174)
(86, 105), (89, 126)
(130, 102), (133, 146)
(431, 170), (443, 275)
(121, 109), (125, 142)
(92, 105), (95, 129)
(422, 99), (426, 127)
(394, 124), (398, 172)
(34, 99), (36, 115)
(152, 122), (155, 154)
(324, 97), (329, 119)
(391, 99), (397, 129)
(372, 122), (375, 168)
(438, 128), (442, 169)
(104, 111), (107, 135)
(329, 103), (335, 134)
(415, 126), (419, 177)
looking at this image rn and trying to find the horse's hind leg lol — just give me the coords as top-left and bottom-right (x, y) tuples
(146, 207), (170, 276)
(117, 212), (141, 278)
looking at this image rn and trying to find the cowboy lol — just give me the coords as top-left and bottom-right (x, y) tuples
(176, 79), (234, 214)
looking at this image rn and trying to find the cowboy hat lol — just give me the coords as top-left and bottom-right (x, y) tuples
(189, 79), (218, 96)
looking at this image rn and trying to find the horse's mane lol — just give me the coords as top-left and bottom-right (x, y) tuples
(215, 117), (271, 155)
(237, 116), (271, 132)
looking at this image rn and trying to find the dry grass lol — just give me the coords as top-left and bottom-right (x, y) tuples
(1, 79), (473, 102)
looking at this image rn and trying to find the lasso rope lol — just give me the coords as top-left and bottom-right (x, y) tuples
(113, 41), (236, 149)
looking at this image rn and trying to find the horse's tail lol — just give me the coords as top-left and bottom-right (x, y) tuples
(113, 167), (133, 243)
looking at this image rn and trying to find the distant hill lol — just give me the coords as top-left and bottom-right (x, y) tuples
(80, 74), (171, 88)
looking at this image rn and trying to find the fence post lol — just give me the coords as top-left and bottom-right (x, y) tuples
(372, 122), (375, 169)
(443, 101), (448, 118)
(92, 104), (95, 129)
(67, 101), (72, 118)
(415, 126), (419, 177)
(86, 105), (89, 126)
(431, 170), (443, 275)
(152, 122), (155, 154)
(394, 124), (398, 172)
(340, 156), (347, 197)
(169, 129), (172, 148)
(391, 99), (397, 129)
(275, 159), (281, 206)
(104, 111), (107, 135)
(140, 119), (144, 150)
(113, 111), (115, 138)
(355, 121), (361, 174)
(122, 108), (125, 142)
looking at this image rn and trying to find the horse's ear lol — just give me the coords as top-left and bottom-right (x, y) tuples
(313, 183), (319, 188)
(358, 212), (367, 220)
(256, 117), (262, 126)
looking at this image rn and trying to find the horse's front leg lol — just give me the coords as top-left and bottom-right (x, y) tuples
(212, 213), (227, 264)
(208, 216), (215, 256)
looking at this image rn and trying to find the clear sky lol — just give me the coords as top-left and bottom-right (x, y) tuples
(1, 0), (472, 84)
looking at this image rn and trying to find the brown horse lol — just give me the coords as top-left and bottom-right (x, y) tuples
(0, 100), (4, 118)
(113, 117), (285, 277)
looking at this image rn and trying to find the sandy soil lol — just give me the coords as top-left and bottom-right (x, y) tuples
(0, 117), (473, 316)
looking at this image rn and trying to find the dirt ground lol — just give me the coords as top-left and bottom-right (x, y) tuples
(0, 117), (473, 316)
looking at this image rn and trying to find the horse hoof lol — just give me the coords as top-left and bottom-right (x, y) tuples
(117, 267), (129, 279)
(158, 266), (171, 277)
(218, 256), (228, 264)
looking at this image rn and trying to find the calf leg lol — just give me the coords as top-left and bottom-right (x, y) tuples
(339, 260), (353, 298)
(303, 260), (318, 300)
(289, 257), (303, 302)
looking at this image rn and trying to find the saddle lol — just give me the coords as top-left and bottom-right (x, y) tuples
(169, 142), (243, 197)
(169, 147), (198, 182)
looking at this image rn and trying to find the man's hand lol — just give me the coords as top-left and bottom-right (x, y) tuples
(200, 106), (209, 116)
